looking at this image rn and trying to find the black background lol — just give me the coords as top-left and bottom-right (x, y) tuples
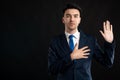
(1, 0), (120, 80)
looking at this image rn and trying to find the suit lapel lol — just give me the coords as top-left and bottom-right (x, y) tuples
(60, 34), (71, 54)
(78, 30), (88, 49)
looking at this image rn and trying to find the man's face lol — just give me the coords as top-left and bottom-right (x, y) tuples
(62, 9), (81, 31)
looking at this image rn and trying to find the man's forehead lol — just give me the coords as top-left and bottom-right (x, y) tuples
(64, 9), (80, 15)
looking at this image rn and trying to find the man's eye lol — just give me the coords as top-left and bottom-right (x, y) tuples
(66, 15), (70, 18)
(74, 15), (78, 18)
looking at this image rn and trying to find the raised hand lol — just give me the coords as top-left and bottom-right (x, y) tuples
(70, 43), (90, 60)
(99, 20), (114, 43)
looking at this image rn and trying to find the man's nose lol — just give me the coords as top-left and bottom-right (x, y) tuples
(70, 16), (74, 21)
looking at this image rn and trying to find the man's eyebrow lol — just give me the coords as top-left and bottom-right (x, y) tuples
(65, 14), (79, 15)
(66, 14), (71, 15)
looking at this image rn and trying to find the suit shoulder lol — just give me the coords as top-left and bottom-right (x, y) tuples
(49, 34), (65, 44)
(79, 29), (97, 43)
(80, 30), (95, 39)
(86, 34), (95, 40)
(51, 34), (64, 40)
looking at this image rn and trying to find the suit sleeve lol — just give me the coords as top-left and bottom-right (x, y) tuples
(93, 39), (115, 68)
(48, 39), (73, 75)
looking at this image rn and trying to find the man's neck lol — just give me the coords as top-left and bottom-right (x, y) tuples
(65, 29), (78, 34)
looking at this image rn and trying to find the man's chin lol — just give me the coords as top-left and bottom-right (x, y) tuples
(69, 27), (76, 30)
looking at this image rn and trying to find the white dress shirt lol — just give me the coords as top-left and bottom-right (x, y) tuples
(65, 30), (80, 48)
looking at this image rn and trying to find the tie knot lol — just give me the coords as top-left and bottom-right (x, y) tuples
(69, 35), (74, 39)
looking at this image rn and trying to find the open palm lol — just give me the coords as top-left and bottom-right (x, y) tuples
(100, 20), (114, 43)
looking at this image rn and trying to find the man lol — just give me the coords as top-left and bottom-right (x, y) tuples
(48, 3), (115, 80)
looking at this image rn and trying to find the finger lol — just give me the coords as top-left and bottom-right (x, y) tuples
(74, 43), (78, 50)
(103, 21), (106, 31)
(82, 53), (90, 58)
(83, 49), (91, 53)
(81, 46), (88, 50)
(82, 56), (88, 58)
(99, 30), (105, 37)
(110, 24), (113, 31)
(106, 20), (111, 30)
(83, 53), (90, 56)
(106, 20), (110, 25)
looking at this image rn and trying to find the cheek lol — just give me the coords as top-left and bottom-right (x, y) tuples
(78, 19), (81, 24)
(79, 18), (81, 22)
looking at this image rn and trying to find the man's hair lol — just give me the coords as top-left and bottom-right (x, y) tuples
(63, 3), (82, 16)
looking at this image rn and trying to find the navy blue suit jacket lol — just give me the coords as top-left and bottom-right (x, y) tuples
(48, 30), (115, 80)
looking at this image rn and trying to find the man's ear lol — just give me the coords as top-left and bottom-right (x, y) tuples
(62, 17), (64, 23)
(79, 17), (81, 24)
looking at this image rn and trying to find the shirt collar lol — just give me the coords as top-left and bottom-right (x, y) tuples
(65, 30), (80, 39)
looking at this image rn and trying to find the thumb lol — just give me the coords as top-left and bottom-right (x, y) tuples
(99, 30), (105, 37)
(74, 43), (78, 50)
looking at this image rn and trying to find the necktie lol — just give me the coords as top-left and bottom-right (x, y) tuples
(69, 35), (77, 63)
(69, 35), (74, 51)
